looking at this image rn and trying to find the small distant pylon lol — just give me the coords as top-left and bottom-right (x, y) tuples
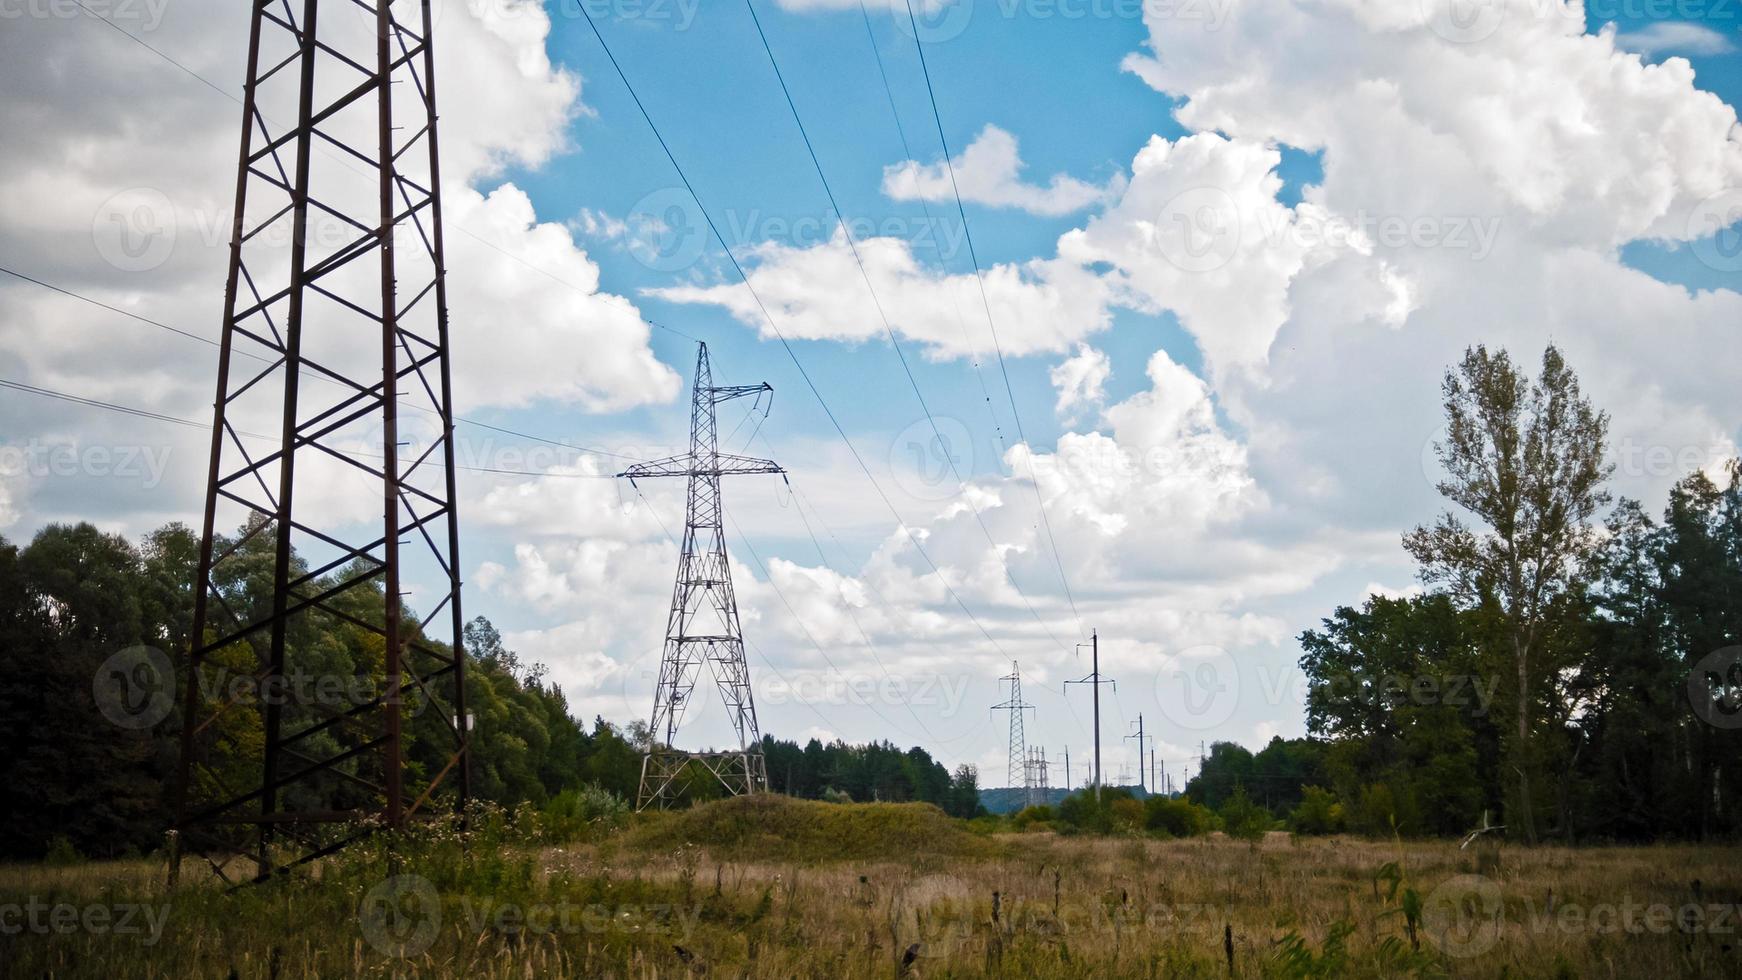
(992, 661), (1035, 805)
(1025, 747), (1050, 808)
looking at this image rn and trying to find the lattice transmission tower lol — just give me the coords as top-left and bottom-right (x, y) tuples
(619, 343), (782, 810)
(1024, 747), (1050, 809)
(171, 0), (469, 884)
(992, 662), (1035, 804)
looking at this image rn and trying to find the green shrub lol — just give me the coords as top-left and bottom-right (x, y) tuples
(1055, 787), (1137, 833)
(542, 783), (631, 842)
(1349, 782), (1421, 837)
(43, 836), (83, 866)
(1289, 786), (1345, 835)
(1143, 796), (1216, 837)
(1218, 786), (1273, 841)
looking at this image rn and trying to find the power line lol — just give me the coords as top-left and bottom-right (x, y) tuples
(742, 0), (1071, 655)
(0, 379), (209, 431)
(0, 265), (648, 465)
(899, 0), (1085, 640)
(629, 481), (962, 764)
(68, 0), (1054, 669)
(780, 469), (1086, 744)
(60, 7), (703, 347)
(855, 0), (1006, 454)
(0, 376), (621, 480)
(577, 5), (1025, 663)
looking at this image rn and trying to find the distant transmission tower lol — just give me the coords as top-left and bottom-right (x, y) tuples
(172, 0), (469, 884)
(992, 661), (1035, 804)
(1025, 747), (1050, 808)
(620, 343), (782, 810)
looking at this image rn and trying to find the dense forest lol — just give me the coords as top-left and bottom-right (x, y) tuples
(0, 521), (977, 859)
(1181, 345), (1742, 842)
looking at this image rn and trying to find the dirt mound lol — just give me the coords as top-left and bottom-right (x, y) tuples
(627, 794), (994, 863)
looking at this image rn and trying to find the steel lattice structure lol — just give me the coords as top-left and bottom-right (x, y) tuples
(1024, 747), (1050, 809)
(619, 343), (782, 810)
(992, 661), (1035, 804)
(171, 0), (469, 884)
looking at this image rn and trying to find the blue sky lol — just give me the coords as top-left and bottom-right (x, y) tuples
(1, 0), (1740, 788)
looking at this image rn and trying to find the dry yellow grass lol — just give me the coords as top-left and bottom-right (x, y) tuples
(2, 809), (1738, 978)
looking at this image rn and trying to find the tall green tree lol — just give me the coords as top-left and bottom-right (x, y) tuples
(1404, 344), (1611, 843)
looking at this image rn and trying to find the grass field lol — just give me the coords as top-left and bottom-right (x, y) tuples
(2, 797), (1739, 978)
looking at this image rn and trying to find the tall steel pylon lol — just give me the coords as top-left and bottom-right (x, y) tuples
(620, 343), (782, 810)
(992, 661), (1035, 803)
(171, 0), (469, 884)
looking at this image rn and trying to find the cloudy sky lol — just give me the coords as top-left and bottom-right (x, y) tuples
(2, 0), (1739, 790)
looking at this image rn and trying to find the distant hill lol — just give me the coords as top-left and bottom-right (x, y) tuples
(627, 793), (998, 861)
(978, 785), (1163, 815)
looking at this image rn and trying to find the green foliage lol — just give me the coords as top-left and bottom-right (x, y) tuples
(761, 736), (982, 817)
(1288, 786), (1344, 835)
(1271, 920), (1355, 978)
(542, 784), (631, 842)
(1216, 785), (1273, 841)
(42, 836), (84, 867)
(1051, 787), (1137, 834)
(1143, 796), (1216, 837)
(1404, 344), (1613, 845)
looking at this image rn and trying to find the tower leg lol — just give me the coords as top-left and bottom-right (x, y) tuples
(172, 0), (469, 881)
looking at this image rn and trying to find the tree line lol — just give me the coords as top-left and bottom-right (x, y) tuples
(1184, 344), (1740, 841)
(0, 520), (979, 859)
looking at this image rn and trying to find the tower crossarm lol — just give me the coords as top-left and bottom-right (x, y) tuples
(618, 453), (784, 480)
(710, 382), (772, 405)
